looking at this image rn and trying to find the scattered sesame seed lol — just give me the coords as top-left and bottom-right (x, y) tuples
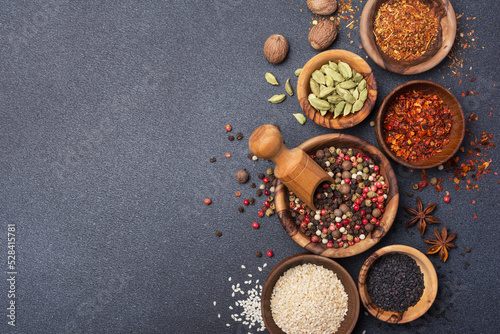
(241, 265), (246, 269)
(263, 263), (267, 268)
(213, 301), (216, 307)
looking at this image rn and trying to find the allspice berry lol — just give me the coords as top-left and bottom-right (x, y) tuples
(235, 170), (249, 183)
(308, 20), (338, 51)
(307, 0), (338, 15)
(263, 34), (289, 64)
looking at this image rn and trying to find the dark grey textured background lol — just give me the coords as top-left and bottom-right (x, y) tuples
(1, 1), (499, 333)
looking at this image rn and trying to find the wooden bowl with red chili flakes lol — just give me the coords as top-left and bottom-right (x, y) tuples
(375, 80), (465, 169)
(360, 0), (456, 75)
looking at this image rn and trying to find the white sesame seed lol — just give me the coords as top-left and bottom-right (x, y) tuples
(228, 277), (232, 282)
(241, 265), (246, 269)
(248, 274), (252, 277)
(213, 301), (216, 306)
(218, 313), (220, 318)
(226, 323), (230, 327)
(229, 306), (233, 310)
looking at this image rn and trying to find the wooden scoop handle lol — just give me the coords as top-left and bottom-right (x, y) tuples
(249, 125), (334, 211)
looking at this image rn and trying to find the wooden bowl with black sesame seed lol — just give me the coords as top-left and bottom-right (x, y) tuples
(274, 133), (399, 258)
(358, 245), (438, 323)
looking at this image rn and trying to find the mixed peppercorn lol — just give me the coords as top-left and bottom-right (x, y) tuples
(289, 146), (388, 249)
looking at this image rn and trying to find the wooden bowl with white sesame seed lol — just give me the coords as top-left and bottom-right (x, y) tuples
(262, 253), (360, 334)
(274, 133), (399, 258)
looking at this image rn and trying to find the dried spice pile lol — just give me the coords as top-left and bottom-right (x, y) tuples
(290, 146), (388, 249)
(373, 0), (439, 61)
(383, 91), (453, 162)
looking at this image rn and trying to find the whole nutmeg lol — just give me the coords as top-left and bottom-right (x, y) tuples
(308, 20), (338, 51)
(235, 170), (249, 183)
(307, 0), (338, 15)
(263, 34), (289, 64)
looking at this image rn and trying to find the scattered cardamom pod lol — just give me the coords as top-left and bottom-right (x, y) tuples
(285, 78), (294, 96)
(265, 72), (279, 85)
(293, 113), (306, 125)
(294, 68), (302, 77)
(268, 94), (286, 103)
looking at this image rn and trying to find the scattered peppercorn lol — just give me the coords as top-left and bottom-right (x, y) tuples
(238, 206), (245, 213)
(243, 199), (249, 206)
(407, 191), (414, 197)
(252, 222), (260, 229)
(258, 173), (265, 179)
(465, 247), (471, 253)
(256, 189), (263, 196)
(247, 153), (254, 159)
(412, 184), (419, 190)
(215, 231), (222, 237)
(266, 168), (274, 175)
(443, 195), (450, 203)
(236, 132), (243, 140)
(235, 191), (241, 197)
(204, 198), (212, 205)
(210, 157), (216, 163)
(256, 251), (262, 258)
(228, 135), (235, 141)
(250, 182), (256, 188)
(225, 124), (232, 132)
(266, 250), (274, 257)
(248, 197), (255, 205)
(236, 170), (249, 183)
(225, 152), (231, 158)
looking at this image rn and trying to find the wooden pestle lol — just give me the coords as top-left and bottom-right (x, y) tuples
(249, 124), (335, 212)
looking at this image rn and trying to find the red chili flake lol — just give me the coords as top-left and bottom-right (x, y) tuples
(472, 200), (476, 204)
(471, 78), (477, 82)
(225, 152), (231, 158)
(204, 198), (212, 205)
(473, 214), (478, 220)
(383, 91), (453, 162)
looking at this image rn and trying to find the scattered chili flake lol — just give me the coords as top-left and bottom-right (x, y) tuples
(465, 247), (471, 253)
(204, 198), (212, 205)
(383, 91), (452, 162)
(235, 191), (242, 197)
(225, 152), (232, 158)
(373, 0), (439, 61)
(225, 124), (232, 132)
(215, 231), (222, 237)
(473, 214), (478, 220)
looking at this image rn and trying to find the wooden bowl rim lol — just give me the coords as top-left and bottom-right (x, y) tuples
(359, 0), (457, 75)
(297, 49), (378, 129)
(261, 253), (360, 334)
(275, 133), (399, 258)
(375, 79), (465, 169)
(357, 245), (438, 324)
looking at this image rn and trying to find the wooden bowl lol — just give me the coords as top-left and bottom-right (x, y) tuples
(375, 80), (465, 169)
(358, 245), (438, 323)
(360, 0), (456, 75)
(262, 253), (360, 334)
(275, 133), (399, 258)
(297, 50), (377, 129)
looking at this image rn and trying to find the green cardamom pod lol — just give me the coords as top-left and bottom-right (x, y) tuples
(294, 68), (302, 77)
(293, 113), (306, 125)
(324, 67), (337, 80)
(321, 64), (330, 74)
(308, 97), (331, 111)
(336, 86), (349, 96)
(339, 80), (358, 89)
(352, 99), (364, 112)
(310, 78), (320, 96)
(334, 102), (345, 118)
(358, 79), (367, 91)
(353, 72), (364, 83)
(318, 86), (336, 99)
(343, 102), (352, 116)
(327, 95), (344, 104)
(325, 75), (334, 87)
(265, 72), (279, 85)
(329, 61), (338, 71)
(285, 78), (294, 96)
(359, 88), (368, 102)
(320, 109), (328, 116)
(338, 61), (352, 79)
(342, 91), (356, 104)
(268, 94), (286, 103)
(331, 71), (345, 83)
(352, 88), (359, 100)
(311, 70), (326, 85)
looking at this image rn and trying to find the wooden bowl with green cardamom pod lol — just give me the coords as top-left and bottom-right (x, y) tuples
(297, 50), (377, 129)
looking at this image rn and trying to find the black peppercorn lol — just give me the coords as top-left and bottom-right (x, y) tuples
(238, 206), (244, 213)
(210, 157), (216, 163)
(228, 135), (235, 141)
(236, 132), (243, 140)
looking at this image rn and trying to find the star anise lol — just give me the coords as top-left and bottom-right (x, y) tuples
(404, 197), (440, 235)
(424, 227), (457, 262)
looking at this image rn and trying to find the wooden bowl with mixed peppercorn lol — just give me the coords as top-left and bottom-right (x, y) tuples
(274, 133), (399, 258)
(358, 245), (438, 323)
(360, 0), (456, 75)
(297, 50), (377, 129)
(375, 80), (465, 169)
